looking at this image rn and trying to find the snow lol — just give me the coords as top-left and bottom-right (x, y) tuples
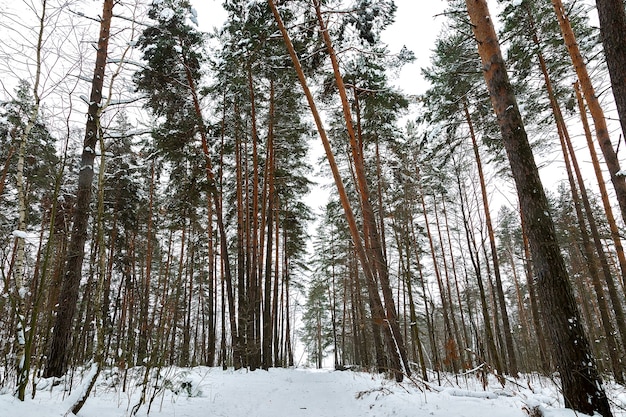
(61, 363), (100, 416)
(189, 7), (198, 26)
(17, 286), (28, 298)
(159, 7), (175, 21)
(1, 367), (624, 417)
(12, 230), (28, 239)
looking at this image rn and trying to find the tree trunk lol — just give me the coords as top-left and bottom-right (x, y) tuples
(138, 161), (155, 365)
(464, 101), (518, 376)
(207, 173), (216, 367)
(0, 142), (15, 201)
(551, 0), (626, 225)
(430, 194), (462, 373)
(13, 108), (30, 399)
(269, 0), (407, 381)
(456, 174), (504, 378)
(554, 101), (624, 382)
(262, 80), (276, 370)
(520, 211), (550, 372)
(12, 21), (48, 397)
(235, 121), (248, 368)
(574, 81), (626, 289)
(247, 64), (262, 370)
(441, 198), (472, 370)
(528, 5), (626, 368)
(595, 0), (626, 141)
(394, 217), (428, 380)
(554, 83), (626, 379)
(45, 0), (114, 378)
(181, 50), (242, 368)
(465, 1), (612, 414)
(312, 0), (410, 379)
(272, 205), (281, 366)
(409, 218), (440, 378)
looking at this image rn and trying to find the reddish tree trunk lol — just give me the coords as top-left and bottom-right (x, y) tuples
(465, 1), (612, 415)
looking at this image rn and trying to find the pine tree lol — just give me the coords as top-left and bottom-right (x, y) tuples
(300, 275), (334, 368)
(464, 0), (612, 414)
(135, 0), (245, 368)
(595, 0), (626, 140)
(45, 0), (115, 378)
(550, 0), (626, 226)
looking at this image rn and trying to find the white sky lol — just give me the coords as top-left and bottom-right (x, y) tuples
(380, 1), (448, 95)
(192, 0), (448, 97)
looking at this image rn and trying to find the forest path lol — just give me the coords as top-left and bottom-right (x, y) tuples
(2, 367), (558, 417)
(87, 367), (529, 417)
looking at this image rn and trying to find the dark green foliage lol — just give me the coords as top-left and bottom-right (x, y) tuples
(102, 114), (148, 266)
(135, 0), (204, 115)
(135, 0), (207, 162)
(348, 0), (397, 45)
(498, 0), (600, 127)
(300, 275), (334, 367)
(419, 17), (504, 169)
(0, 80), (59, 231)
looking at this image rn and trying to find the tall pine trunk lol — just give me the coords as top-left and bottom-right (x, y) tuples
(456, 174), (503, 377)
(465, 1), (612, 414)
(269, 0), (407, 381)
(464, 101), (518, 376)
(550, 0), (626, 225)
(573, 81), (626, 289)
(595, 0), (626, 140)
(528, 4), (626, 361)
(45, 0), (114, 378)
(262, 81), (276, 370)
(311, 0), (411, 379)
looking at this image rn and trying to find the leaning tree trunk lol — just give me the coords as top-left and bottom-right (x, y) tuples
(456, 175), (503, 378)
(574, 80), (626, 289)
(528, 4), (626, 354)
(419, 191), (458, 374)
(311, 0), (411, 379)
(45, 0), (114, 378)
(551, 0), (626, 226)
(268, 0), (406, 382)
(465, 1), (612, 415)
(595, 0), (626, 141)
(545, 62), (626, 378)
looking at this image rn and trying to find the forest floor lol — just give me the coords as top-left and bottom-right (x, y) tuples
(1, 365), (626, 416)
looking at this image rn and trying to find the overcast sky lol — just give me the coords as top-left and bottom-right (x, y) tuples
(192, 0), (448, 97)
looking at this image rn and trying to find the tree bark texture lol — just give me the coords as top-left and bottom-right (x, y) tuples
(595, 0), (626, 141)
(465, 0), (612, 415)
(45, 0), (114, 378)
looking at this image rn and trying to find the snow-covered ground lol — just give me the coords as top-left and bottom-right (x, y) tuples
(1, 366), (625, 416)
